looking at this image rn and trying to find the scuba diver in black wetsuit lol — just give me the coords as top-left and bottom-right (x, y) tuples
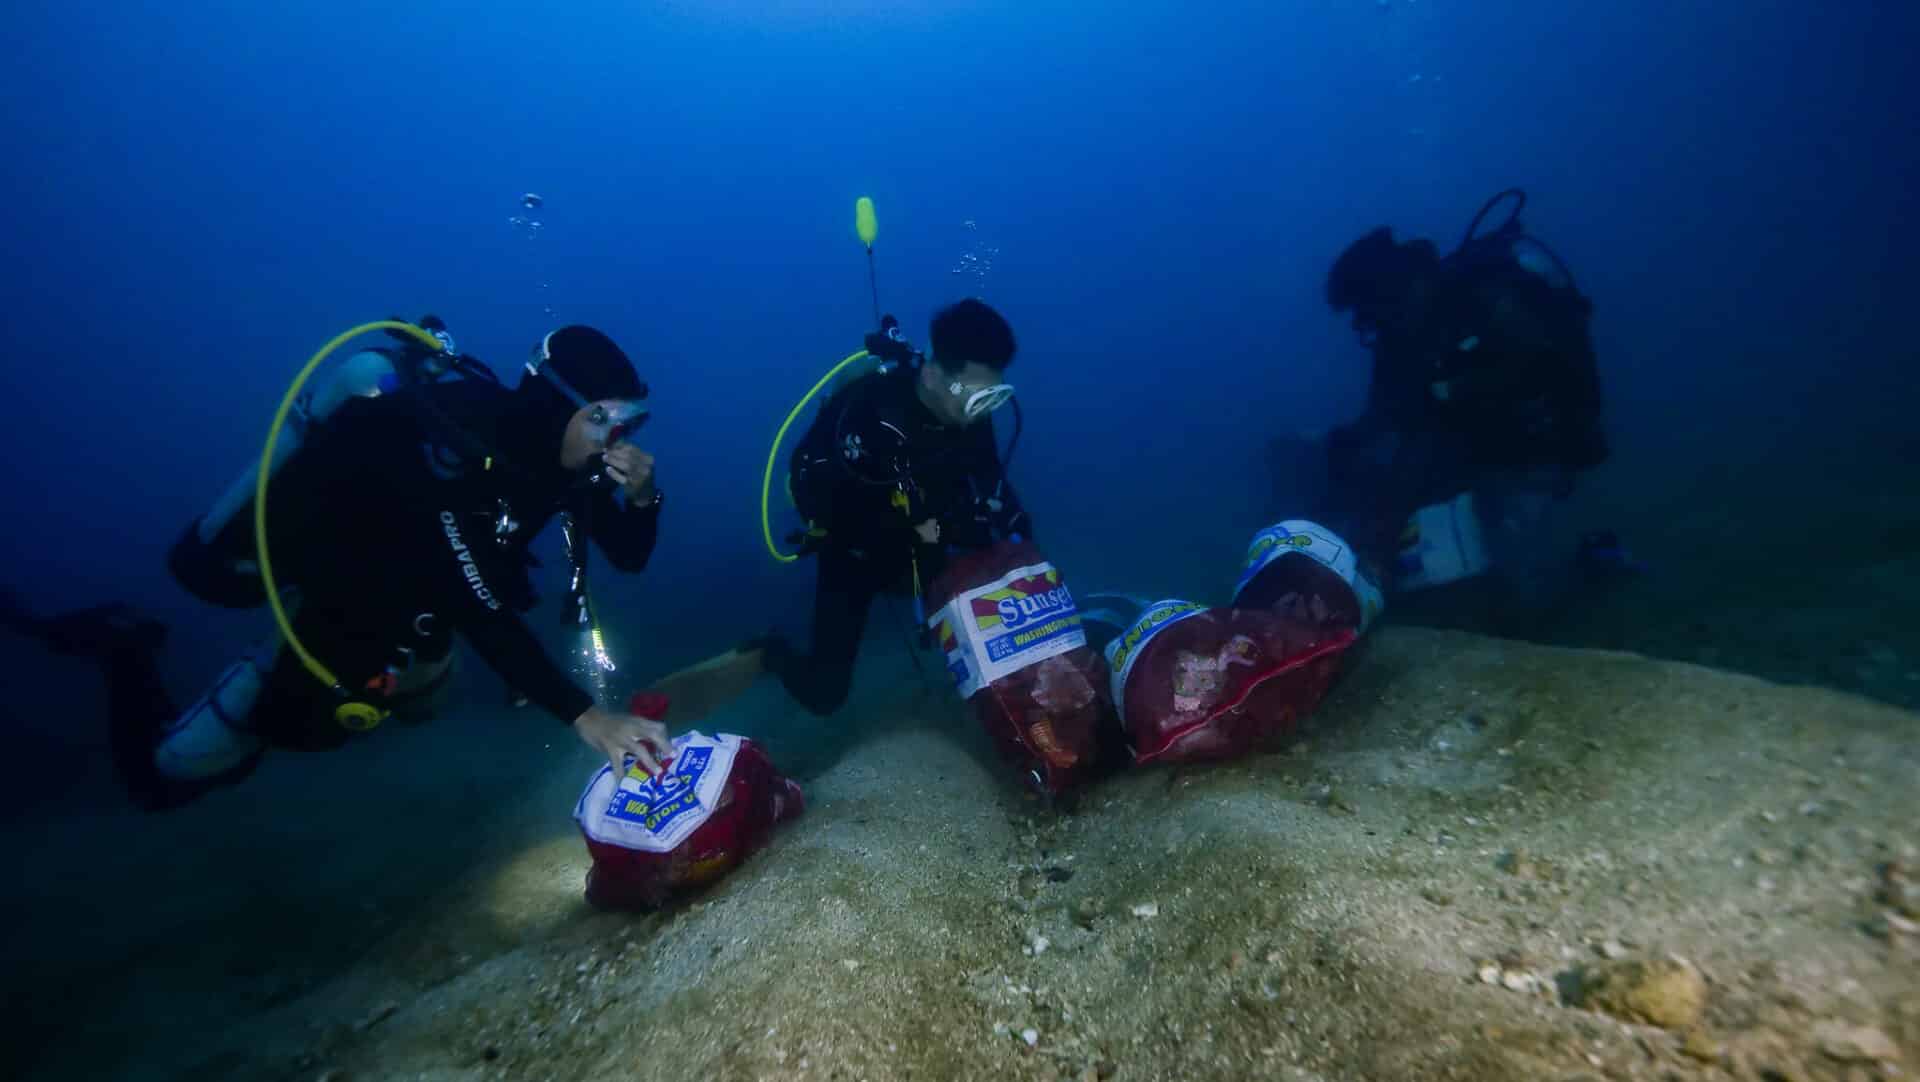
(758, 299), (1032, 715)
(1312, 190), (1610, 619)
(28, 323), (674, 811)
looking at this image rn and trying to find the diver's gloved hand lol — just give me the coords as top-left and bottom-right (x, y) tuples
(602, 443), (657, 504)
(573, 705), (672, 779)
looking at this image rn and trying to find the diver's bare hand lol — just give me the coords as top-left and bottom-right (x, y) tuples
(603, 445), (656, 503)
(572, 706), (671, 777)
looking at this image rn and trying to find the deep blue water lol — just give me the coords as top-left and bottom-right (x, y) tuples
(3, 7), (1920, 1079)
(1, 0), (1915, 751)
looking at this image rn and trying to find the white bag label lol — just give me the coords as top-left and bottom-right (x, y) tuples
(928, 560), (1086, 699)
(1396, 493), (1490, 592)
(1233, 519), (1385, 632)
(1101, 599), (1208, 726)
(574, 731), (740, 853)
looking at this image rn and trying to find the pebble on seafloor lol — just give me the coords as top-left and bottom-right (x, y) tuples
(1574, 958), (1708, 1030)
(1680, 1027), (1721, 1063)
(1500, 971), (1537, 994)
(1132, 902), (1159, 919)
(1813, 1020), (1903, 1065)
(1497, 850), (1559, 881)
(356, 1002), (399, 1032)
(1476, 961), (1544, 996)
(1880, 861), (1919, 918)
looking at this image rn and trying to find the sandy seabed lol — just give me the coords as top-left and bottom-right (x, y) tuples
(6, 623), (1916, 1082)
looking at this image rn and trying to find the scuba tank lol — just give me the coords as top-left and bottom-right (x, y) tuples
(1449, 188), (1580, 296)
(197, 316), (495, 543)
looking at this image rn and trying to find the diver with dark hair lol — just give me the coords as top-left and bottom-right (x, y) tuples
(1312, 190), (1609, 620)
(49, 321), (674, 811)
(754, 299), (1033, 715)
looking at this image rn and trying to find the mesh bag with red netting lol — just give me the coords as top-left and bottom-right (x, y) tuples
(925, 540), (1113, 794)
(574, 692), (806, 910)
(1105, 601), (1356, 765)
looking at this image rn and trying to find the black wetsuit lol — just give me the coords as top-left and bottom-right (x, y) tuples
(164, 379), (661, 749)
(766, 366), (1030, 715)
(1325, 256), (1607, 567)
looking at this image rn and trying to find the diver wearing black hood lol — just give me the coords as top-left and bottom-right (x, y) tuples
(756, 299), (1032, 717)
(80, 324), (674, 811)
(1316, 192), (1608, 591)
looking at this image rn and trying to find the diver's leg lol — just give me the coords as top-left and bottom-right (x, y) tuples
(57, 626), (267, 813)
(1476, 467), (1567, 635)
(16, 601), (167, 657)
(763, 548), (879, 716)
(96, 633), (192, 808)
(149, 637), (275, 789)
(241, 643), (354, 752)
(1327, 424), (1460, 572)
(167, 516), (268, 609)
(146, 598), (375, 799)
(0, 600), (207, 810)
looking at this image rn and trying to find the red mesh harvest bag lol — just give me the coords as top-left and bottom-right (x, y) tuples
(925, 540), (1111, 794)
(1232, 520), (1385, 635)
(573, 692), (805, 910)
(1103, 600), (1355, 764)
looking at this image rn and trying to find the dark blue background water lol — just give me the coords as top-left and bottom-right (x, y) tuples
(3, 1), (1915, 743)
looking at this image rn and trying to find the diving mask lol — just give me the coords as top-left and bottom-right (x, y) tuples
(951, 380), (1015, 419)
(589, 400), (650, 448)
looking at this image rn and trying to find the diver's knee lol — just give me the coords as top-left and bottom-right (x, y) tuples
(761, 637), (850, 716)
(168, 520), (266, 609)
(153, 657), (266, 781)
(792, 668), (853, 717)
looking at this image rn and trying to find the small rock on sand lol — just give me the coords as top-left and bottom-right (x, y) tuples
(1813, 1021), (1902, 1064)
(1880, 861), (1920, 919)
(355, 1002), (399, 1032)
(1680, 1027), (1720, 1063)
(1575, 958), (1708, 1029)
(1497, 850), (1552, 880)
